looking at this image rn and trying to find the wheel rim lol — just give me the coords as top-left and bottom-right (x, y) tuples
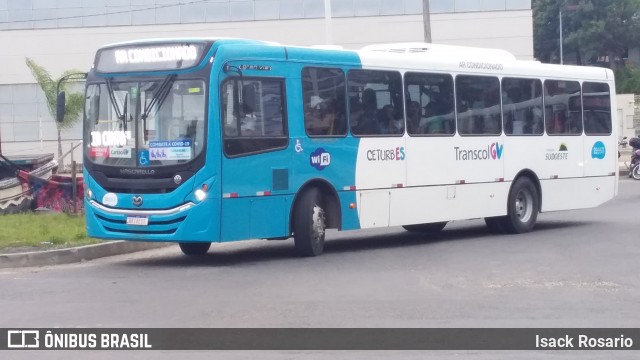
(312, 203), (326, 241)
(514, 188), (534, 223)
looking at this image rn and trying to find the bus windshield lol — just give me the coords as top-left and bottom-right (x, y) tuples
(84, 78), (206, 167)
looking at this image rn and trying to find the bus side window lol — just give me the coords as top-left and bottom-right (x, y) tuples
(544, 79), (582, 135)
(456, 75), (501, 136)
(301, 67), (347, 137)
(221, 77), (288, 157)
(404, 72), (456, 136)
(502, 77), (543, 136)
(348, 69), (403, 137)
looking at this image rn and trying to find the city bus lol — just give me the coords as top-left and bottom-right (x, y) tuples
(59, 38), (618, 257)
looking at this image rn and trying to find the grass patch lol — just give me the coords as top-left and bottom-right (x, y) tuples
(0, 213), (100, 253)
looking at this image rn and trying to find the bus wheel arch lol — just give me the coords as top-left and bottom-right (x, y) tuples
(513, 169), (542, 212)
(289, 180), (341, 257)
(290, 179), (342, 233)
(486, 170), (541, 234)
(502, 171), (541, 233)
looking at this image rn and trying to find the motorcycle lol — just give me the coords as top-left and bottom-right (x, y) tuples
(624, 137), (640, 180)
(619, 137), (628, 159)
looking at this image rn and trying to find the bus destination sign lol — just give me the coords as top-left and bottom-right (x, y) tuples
(95, 42), (207, 73)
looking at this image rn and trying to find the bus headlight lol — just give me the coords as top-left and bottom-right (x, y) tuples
(86, 188), (94, 199)
(194, 189), (207, 202)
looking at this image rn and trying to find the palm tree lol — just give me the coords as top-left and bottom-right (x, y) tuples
(25, 58), (84, 169)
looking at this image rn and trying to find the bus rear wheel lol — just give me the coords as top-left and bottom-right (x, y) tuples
(497, 177), (539, 234)
(293, 188), (326, 257)
(402, 222), (447, 233)
(179, 242), (211, 256)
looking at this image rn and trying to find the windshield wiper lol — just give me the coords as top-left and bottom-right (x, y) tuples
(141, 75), (176, 142)
(105, 78), (127, 131)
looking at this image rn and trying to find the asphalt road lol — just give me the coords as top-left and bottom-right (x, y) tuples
(2, 178), (639, 359)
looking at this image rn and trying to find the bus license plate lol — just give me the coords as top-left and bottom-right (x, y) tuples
(126, 216), (148, 226)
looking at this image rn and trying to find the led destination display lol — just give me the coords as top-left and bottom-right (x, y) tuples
(95, 42), (207, 73)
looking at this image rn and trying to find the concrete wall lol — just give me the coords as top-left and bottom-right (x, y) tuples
(617, 94), (637, 141)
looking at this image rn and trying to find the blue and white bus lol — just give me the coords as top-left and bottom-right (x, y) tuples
(64, 38), (618, 256)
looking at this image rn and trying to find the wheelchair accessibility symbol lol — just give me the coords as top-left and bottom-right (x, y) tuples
(139, 150), (149, 166)
(295, 140), (303, 153)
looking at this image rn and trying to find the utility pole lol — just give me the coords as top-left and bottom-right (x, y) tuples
(324, 0), (333, 45)
(423, 0), (432, 43)
(559, 8), (563, 64)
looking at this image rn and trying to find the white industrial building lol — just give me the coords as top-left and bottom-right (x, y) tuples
(1, 0), (538, 160)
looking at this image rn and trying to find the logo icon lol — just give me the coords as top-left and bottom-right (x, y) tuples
(591, 141), (606, 159)
(109, 147), (132, 159)
(310, 148), (331, 170)
(559, 143), (568, 151)
(173, 174), (182, 185)
(7, 330), (40, 348)
(132, 195), (143, 207)
(138, 150), (149, 166)
(294, 140), (303, 153)
(490, 142), (503, 160)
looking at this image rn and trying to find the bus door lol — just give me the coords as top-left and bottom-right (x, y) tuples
(582, 83), (616, 178)
(218, 65), (291, 241)
(540, 80), (585, 210)
(347, 70), (406, 228)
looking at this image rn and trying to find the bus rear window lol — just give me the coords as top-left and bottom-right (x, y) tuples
(583, 82), (612, 135)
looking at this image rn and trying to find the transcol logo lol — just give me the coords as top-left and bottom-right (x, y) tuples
(454, 142), (503, 161)
(310, 147), (331, 170)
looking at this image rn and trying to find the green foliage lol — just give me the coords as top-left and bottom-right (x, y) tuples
(533, 0), (561, 63)
(533, 0), (640, 69)
(0, 213), (98, 252)
(25, 58), (84, 130)
(615, 65), (640, 93)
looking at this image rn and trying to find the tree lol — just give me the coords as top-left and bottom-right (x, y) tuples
(533, 0), (640, 69)
(25, 58), (84, 168)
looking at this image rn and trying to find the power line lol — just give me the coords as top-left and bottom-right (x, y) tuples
(0, 0), (214, 25)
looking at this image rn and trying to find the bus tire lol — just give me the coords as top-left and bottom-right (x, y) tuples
(179, 242), (211, 256)
(293, 188), (326, 257)
(498, 177), (539, 234)
(402, 222), (447, 233)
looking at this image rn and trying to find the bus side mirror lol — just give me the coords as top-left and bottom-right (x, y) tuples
(88, 95), (100, 124)
(56, 91), (66, 123)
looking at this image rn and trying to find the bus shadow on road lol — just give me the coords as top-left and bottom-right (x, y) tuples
(121, 220), (592, 268)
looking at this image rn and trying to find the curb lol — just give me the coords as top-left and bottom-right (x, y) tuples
(620, 163), (631, 177)
(0, 241), (172, 269)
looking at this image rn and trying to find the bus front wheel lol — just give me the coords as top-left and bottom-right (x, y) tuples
(498, 177), (539, 234)
(179, 242), (211, 256)
(293, 188), (326, 257)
